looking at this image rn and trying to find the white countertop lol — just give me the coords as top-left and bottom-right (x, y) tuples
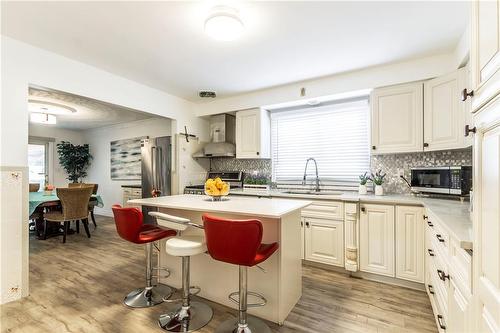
(128, 194), (311, 219)
(230, 189), (473, 250)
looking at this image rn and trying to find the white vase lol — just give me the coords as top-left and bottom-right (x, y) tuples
(375, 185), (384, 196)
(358, 184), (367, 195)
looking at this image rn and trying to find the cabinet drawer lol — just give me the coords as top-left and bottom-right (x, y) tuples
(428, 253), (449, 313)
(425, 213), (449, 254)
(449, 237), (472, 296)
(302, 201), (343, 220)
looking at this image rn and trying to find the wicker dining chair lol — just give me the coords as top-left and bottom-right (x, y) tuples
(43, 187), (93, 243)
(29, 183), (40, 192)
(68, 183), (99, 227)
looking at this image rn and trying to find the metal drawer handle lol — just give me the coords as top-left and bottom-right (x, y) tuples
(427, 220), (434, 227)
(437, 314), (446, 329)
(437, 269), (449, 281)
(436, 234), (445, 243)
(427, 249), (435, 256)
(427, 284), (434, 295)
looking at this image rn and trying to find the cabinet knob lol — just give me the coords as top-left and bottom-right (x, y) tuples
(361, 207), (366, 213)
(256, 152), (260, 156)
(372, 146), (376, 150)
(300, 220), (303, 227)
(465, 125), (477, 137)
(423, 142), (429, 148)
(461, 88), (474, 101)
(305, 221), (310, 228)
(423, 215), (428, 220)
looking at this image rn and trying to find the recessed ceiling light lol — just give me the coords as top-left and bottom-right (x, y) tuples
(30, 112), (57, 125)
(28, 99), (77, 115)
(204, 6), (244, 41)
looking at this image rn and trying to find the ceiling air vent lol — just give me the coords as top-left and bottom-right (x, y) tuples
(199, 90), (217, 98)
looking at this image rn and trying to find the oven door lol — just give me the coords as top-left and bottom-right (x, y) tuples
(411, 168), (451, 194)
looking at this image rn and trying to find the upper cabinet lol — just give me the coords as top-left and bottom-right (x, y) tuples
(235, 108), (271, 159)
(371, 82), (424, 154)
(469, 0), (500, 112)
(424, 67), (472, 151)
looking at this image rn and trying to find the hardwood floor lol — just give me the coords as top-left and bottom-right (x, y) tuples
(1, 215), (436, 333)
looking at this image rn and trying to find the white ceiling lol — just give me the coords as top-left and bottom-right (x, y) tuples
(29, 86), (154, 130)
(3, 1), (468, 102)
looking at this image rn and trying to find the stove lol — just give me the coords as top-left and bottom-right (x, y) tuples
(184, 171), (244, 195)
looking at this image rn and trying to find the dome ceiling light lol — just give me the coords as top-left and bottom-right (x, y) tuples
(28, 99), (77, 115)
(204, 6), (244, 41)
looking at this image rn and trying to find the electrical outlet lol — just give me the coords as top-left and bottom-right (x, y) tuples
(397, 168), (404, 177)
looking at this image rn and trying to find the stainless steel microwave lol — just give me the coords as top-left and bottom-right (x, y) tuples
(410, 166), (472, 195)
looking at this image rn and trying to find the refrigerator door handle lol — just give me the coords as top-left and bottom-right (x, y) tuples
(151, 146), (157, 191)
(157, 147), (164, 194)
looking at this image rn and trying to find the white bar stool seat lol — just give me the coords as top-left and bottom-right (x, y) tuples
(165, 236), (206, 257)
(149, 211), (213, 333)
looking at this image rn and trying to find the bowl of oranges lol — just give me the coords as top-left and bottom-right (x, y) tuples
(204, 177), (230, 201)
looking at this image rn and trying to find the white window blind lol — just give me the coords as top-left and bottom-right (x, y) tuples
(271, 98), (370, 184)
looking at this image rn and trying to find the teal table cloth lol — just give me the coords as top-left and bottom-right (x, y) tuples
(29, 192), (104, 216)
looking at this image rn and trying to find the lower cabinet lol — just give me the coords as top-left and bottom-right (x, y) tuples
(395, 206), (424, 282)
(304, 217), (344, 267)
(360, 204), (395, 277)
(447, 278), (469, 333)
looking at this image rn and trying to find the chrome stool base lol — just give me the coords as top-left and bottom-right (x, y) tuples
(158, 301), (213, 332)
(215, 316), (272, 333)
(124, 283), (174, 308)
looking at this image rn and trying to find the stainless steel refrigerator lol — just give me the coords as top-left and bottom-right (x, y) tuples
(141, 136), (171, 224)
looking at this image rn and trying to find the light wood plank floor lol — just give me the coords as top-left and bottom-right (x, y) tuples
(1, 215), (437, 333)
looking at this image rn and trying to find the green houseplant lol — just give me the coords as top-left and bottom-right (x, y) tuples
(358, 172), (370, 195)
(56, 141), (93, 183)
(371, 169), (386, 196)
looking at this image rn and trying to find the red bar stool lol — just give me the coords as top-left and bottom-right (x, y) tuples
(112, 205), (176, 308)
(202, 214), (279, 333)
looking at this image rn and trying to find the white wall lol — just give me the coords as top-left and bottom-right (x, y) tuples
(195, 53), (460, 116)
(83, 117), (172, 216)
(0, 36), (208, 304)
(28, 124), (85, 187)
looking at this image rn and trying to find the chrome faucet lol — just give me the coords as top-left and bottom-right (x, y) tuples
(302, 158), (320, 192)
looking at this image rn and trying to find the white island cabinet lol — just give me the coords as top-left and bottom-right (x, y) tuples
(129, 194), (310, 325)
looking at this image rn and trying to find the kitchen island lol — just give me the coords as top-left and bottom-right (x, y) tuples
(128, 194), (311, 324)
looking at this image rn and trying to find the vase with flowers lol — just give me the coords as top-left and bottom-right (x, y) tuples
(44, 184), (55, 196)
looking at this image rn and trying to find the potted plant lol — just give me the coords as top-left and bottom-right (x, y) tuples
(358, 172), (370, 195)
(371, 170), (386, 196)
(56, 141), (93, 183)
(243, 174), (271, 193)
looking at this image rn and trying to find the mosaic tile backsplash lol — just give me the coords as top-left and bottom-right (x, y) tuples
(210, 147), (472, 194)
(371, 148), (472, 194)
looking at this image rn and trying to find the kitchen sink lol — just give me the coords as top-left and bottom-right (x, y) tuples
(281, 190), (343, 196)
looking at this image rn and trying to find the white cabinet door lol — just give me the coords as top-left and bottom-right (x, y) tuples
(470, 0), (500, 112)
(235, 108), (270, 158)
(304, 217), (344, 267)
(473, 96), (500, 333)
(395, 206), (424, 283)
(424, 68), (469, 151)
(371, 82), (424, 154)
(360, 204), (395, 277)
(448, 278), (470, 333)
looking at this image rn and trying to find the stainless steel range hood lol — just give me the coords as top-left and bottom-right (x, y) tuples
(193, 114), (236, 158)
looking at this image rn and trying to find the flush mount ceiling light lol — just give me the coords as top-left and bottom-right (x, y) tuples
(30, 112), (57, 125)
(204, 6), (244, 41)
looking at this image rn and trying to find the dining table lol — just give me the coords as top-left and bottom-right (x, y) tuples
(29, 191), (104, 239)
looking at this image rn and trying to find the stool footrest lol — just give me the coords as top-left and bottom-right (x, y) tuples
(228, 291), (267, 307)
(162, 286), (201, 303)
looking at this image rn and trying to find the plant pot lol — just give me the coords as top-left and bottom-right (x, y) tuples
(375, 185), (384, 196)
(358, 184), (367, 195)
